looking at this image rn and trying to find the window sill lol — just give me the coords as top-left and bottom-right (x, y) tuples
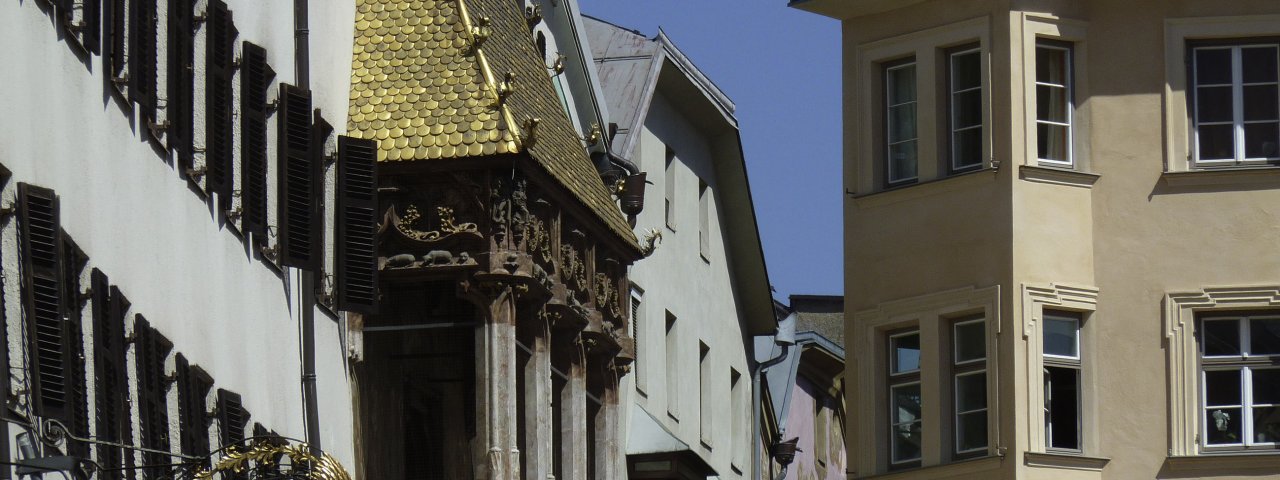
(1165, 452), (1280, 474)
(1023, 451), (1110, 472)
(850, 167), (998, 209)
(855, 454), (1001, 479)
(1161, 166), (1280, 187)
(1019, 165), (1099, 188)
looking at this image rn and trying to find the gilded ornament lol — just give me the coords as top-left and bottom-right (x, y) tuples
(395, 204), (479, 241)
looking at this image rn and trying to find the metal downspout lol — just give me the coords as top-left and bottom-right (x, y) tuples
(753, 313), (796, 480)
(294, 0), (321, 455)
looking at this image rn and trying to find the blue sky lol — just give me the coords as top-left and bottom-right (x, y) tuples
(582, 1), (844, 303)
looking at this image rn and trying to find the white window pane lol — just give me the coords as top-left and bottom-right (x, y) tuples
(954, 321), (985, 363)
(1204, 369), (1242, 407)
(1206, 407), (1243, 445)
(1203, 319), (1242, 356)
(1242, 85), (1278, 121)
(889, 104), (918, 142)
(888, 65), (916, 104)
(956, 372), (986, 412)
(951, 51), (981, 91)
(891, 333), (920, 373)
(1254, 407), (1280, 444)
(1244, 122), (1280, 159)
(892, 421), (922, 462)
(1042, 316), (1078, 358)
(1036, 46), (1068, 85)
(1195, 48), (1233, 85)
(1197, 86), (1234, 123)
(1037, 84), (1070, 123)
(956, 411), (988, 452)
(1252, 318), (1280, 355)
(1253, 368), (1280, 404)
(889, 141), (918, 183)
(1197, 124), (1236, 160)
(1242, 46), (1278, 84)
(892, 383), (921, 424)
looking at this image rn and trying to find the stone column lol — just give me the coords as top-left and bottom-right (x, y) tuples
(523, 313), (554, 480)
(561, 350), (587, 480)
(594, 382), (620, 479)
(463, 279), (520, 480)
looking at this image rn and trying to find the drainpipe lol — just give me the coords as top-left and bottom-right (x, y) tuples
(753, 313), (796, 480)
(294, 0), (321, 455)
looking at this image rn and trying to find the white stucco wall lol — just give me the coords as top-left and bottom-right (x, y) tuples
(622, 90), (754, 477)
(0, 0), (356, 472)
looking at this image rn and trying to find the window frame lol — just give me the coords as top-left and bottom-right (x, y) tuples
(884, 57), (920, 187)
(1197, 312), (1280, 452)
(951, 317), (988, 457)
(887, 328), (923, 467)
(1187, 40), (1280, 168)
(1042, 311), (1083, 453)
(1034, 39), (1076, 168)
(946, 45), (985, 174)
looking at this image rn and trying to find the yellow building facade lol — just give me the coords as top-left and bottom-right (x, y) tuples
(793, 0), (1280, 478)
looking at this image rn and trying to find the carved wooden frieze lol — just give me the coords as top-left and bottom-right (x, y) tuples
(377, 172), (487, 274)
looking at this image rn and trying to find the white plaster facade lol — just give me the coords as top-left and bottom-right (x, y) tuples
(584, 17), (777, 479)
(0, 0), (358, 475)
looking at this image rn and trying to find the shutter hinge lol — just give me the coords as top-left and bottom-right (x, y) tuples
(0, 202), (14, 219)
(112, 73), (130, 86)
(324, 152), (337, 167)
(316, 275), (335, 309)
(185, 166), (206, 180)
(193, 12), (207, 26)
(67, 20), (87, 33)
(266, 98), (279, 114)
(225, 206), (242, 223)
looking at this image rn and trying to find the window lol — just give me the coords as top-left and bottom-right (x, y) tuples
(730, 368), (745, 469)
(1043, 311), (1081, 451)
(1198, 313), (1280, 450)
(665, 147), (676, 230)
(631, 287), (645, 395)
(665, 311), (679, 420)
(134, 318), (173, 479)
(698, 180), (709, 261)
(953, 317), (987, 456)
(699, 341), (712, 448)
(948, 47), (984, 172)
(217, 389), (249, 480)
(1036, 40), (1074, 166)
(1190, 42), (1280, 166)
(885, 59), (919, 185)
(888, 330), (922, 465)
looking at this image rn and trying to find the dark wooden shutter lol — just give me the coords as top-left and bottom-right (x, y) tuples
(92, 272), (128, 480)
(205, 0), (237, 210)
(168, 0), (196, 172)
(60, 238), (90, 461)
(240, 42), (273, 239)
(276, 84), (316, 269)
(18, 184), (68, 421)
(216, 389), (249, 480)
(82, 0), (102, 54)
(106, 0), (126, 79)
(336, 136), (378, 313)
(129, 0), (158, 124)
(176, 354), (212, 463)
(133, 317), (172, 480)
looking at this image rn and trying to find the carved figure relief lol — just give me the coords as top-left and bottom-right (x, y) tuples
(560, 243), (587, 295)
(594, 272), (622, 320)
(490, 177), (530, 245)
(526, 216), (552, 265)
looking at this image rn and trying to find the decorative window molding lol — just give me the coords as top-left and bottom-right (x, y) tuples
(1164, 286), (1280, 456)
(852, 285), (1000, 473)
(1020, 283), (1098, 457)
(1018, 13), (1090, 171)
(851, 16), (990, 195)
(1163, 15), (1280, 173)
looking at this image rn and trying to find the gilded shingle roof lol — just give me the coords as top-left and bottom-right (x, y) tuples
(348, 0), (518, 161)
(348, 0), (638, 251)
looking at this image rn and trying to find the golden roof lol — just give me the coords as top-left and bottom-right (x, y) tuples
(348, 0), (518, 161)
(348, 0), (639, 250)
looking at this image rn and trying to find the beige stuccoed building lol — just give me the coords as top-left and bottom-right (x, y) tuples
(792, 0), (1280, 479)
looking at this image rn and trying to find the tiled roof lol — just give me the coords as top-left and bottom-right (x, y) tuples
(348, 0), (638, 250)
(348, 0), (518, 161)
